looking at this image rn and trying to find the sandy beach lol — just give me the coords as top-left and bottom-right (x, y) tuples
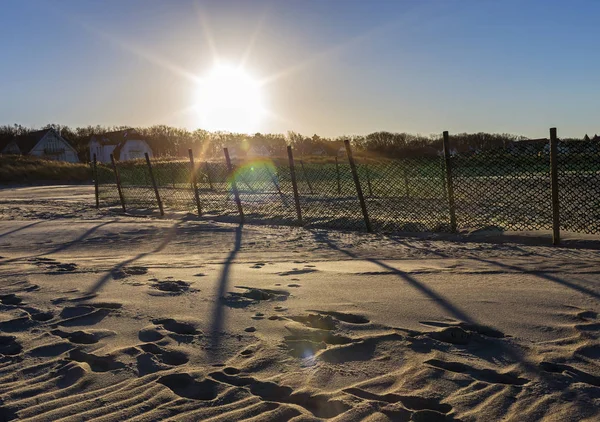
(0, 185), (598, 421)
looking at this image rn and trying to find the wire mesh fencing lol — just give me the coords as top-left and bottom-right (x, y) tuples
(357, 158), (451, 232)
(231, 161), (299, 225)
(194, 161), (244, 219)
(558, 139), (600, 234)
(96, 163), (121, 207)
(452, 150), (553, 231)
(93, 136), (600, 243)
(150, 159), (196, 211)
(294, 158), (367, 230)
(115, 159), (161, 208)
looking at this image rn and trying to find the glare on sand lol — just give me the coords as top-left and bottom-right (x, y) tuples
(195, 65), (265, 134)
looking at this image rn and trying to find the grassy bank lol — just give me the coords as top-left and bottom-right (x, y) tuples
(0, 155), (92, 183)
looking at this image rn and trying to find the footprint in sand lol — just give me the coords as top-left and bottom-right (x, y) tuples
(287, 284), (301, 288)
(68, 349), (126, 372)
(55, 303), (121, 326)
(112, 266), (148, 279)
(158, 373), (223, 400)
(136, 343), (189, 375)
(0, 294), (23, 306)
(29, 258), (78, 273)
(150, 280), (197, 296)
(0, 335), (23, 356)
(425, 358), (529, 385)
(51, 328), (116, 344)
(151, 318), (202, 343)
(138, 326), (166, 342)
(209, 370), (350, 418)
(222, 287), (290, 309)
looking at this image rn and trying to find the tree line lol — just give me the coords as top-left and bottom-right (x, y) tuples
(0, 123), (587, 162)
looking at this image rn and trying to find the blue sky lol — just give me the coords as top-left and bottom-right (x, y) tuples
(1, 0), (600, 138)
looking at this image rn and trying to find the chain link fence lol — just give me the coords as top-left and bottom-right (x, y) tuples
(358, 158), (451, 232)
(93, 136), (600, 242)
(558, 139), (600, 234)
(452, 150), (552, 231)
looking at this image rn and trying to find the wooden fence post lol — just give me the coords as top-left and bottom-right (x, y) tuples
(299, 159), (314, 194)
(110, 154), (126, 213)
(287, 146), (303, 226)
(345, 140), (372, 232)
(224, 148), (244, 223)
(145, 153), (164, 216)
(442, 131), (457, 232)
(335, 156), (341, 194)
(550, 127), (560, 245)
(188, 149), (202, 216)
(93, 153), (99, 209)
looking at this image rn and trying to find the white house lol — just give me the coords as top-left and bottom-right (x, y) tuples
(90, 129), (153, 163)
(311, 146), (327, 156)
(0, 128), (79, 162)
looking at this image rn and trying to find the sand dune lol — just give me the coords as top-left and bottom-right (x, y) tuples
(0, 186), (598, 421)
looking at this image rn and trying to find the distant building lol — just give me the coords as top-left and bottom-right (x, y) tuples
(247, 144), (270, 157)
(437, 147), (458, 157)
(89, 129), (152, 162)
(224, 146), (245, 160)
(507, 138), (548, 155)
(311, 146), (327, 156)
(0, 128), (79, 162)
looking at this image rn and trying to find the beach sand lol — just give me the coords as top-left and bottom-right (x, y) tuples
(0, 185), (598, 421)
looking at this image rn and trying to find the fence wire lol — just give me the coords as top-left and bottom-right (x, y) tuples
(96, 163), (121, 207)
(116, 159), (160, 208)
(452, 149), (553, 231)
(231, 161), (298, 225)
(94, 140), (600, 239)
(194, 162), (243, 219)
(294, 157), (367, 230)
(151, 159), (195, 211)
(558, 140), (600, 234)
(358, 158), (451, 232)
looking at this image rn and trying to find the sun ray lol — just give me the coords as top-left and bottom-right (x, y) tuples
(258, 4), (435, 87)
(193, 2), (220, 65)
(61, 13), (200, 84)
(239, 7), (270, 69)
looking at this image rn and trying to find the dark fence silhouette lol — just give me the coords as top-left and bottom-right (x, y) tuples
(94, 129), (600, 244)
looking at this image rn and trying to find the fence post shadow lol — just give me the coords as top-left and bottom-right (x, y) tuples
(207, 224), (243, 358)
(307, 229), (546, 376)
(145, 152), (164, 216)
(224, 147), (244, 224)
(85, 220), (182, 294)
(110, 153), (126, 213)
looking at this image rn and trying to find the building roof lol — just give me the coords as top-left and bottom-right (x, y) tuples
(92, 129), (151, 160)
(13, 129), (53, 154)
(93, 129), (143, 146)
(0, 137), (14, 152)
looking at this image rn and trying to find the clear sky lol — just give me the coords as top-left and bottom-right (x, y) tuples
(1, 0), (600, 138)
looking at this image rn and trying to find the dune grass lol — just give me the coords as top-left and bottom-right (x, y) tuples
(0, 155), (92, 184)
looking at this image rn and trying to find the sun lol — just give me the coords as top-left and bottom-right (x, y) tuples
(195, 65), (265, 133)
